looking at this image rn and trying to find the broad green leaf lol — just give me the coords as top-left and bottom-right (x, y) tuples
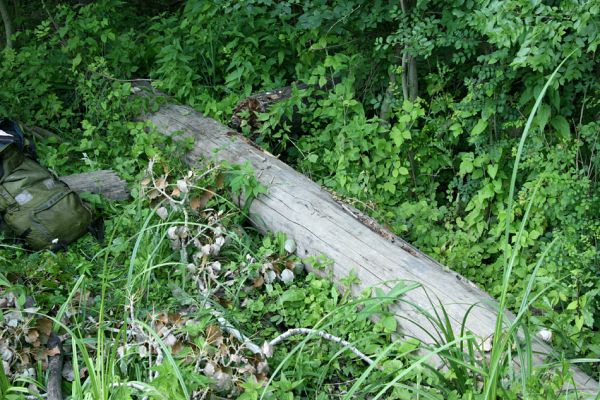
(459, 153), (474, 176)
(536, 103), (551, 132)
(72, 53), (82, 68)
(487, 164), (498, 179)
(471, 118), (488, 136)
(390, 126), (404, 146)
(550, 115), (570, 139)
(380, 315), (397, 332)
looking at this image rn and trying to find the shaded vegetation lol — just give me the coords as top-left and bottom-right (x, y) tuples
(0, 0), (598, 398)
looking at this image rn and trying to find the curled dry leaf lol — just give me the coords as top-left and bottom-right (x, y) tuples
(253, 276), (264, 288)
(156, 177), (167, 190)
(482, 335), (493, 353)
(537, 329), (553, 343)
(167, 227), (178, 240)
(204, 362), (216, 377)
(191, 189), (215, 211)
(156, 207), (169, 220)
(264, 270), (276, 284)
(206, 325), (223, 345)
(177, 179), (189, 194)
(284, 239), (296, 254)
(24, 329), (39, 345)
(138, 344), (148, 358)
(164, 334), (177, 347)
(147, 189), (160, 200)
(280, 269), (294, 285)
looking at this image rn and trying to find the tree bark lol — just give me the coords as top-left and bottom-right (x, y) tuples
(230, 83), (309, 130)
(60, 170), (129, 201)
(0, 0), (13, 49)
(230, 79), (336, 131)
(136, 86), (598, 396)
(400, 0), (418, 102)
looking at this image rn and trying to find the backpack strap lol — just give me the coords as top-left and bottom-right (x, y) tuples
(0, 185), (16, 210)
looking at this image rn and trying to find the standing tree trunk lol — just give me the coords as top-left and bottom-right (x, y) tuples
(400, 0), (418, 102)
(0, 0), (13, 49)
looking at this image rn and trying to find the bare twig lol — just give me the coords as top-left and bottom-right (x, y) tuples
(267, 328), (379, 368)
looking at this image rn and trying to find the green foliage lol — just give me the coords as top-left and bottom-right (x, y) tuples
(0, 0), (599, 398)
(248, 0), (600, 375)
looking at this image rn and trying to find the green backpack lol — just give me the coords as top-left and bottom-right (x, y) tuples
(0, 119), (92, 250)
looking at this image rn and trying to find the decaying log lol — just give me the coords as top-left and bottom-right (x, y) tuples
(230, 79), (336, 131)
(61, 170), (129, 201)
(230, 83), (309, 130)
(46, 333), (63, 400)
(138, 89), (598, 395)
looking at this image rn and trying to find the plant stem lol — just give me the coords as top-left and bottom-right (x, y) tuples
(269, 328), (378, 367)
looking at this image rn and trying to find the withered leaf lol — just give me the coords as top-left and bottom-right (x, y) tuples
(168, 313), (182, 325)
(252, 276), (264, 288)
(156, 177), (167, 190)
(25, 329), (40, 344)
(171, 340), (184, 355)
(206, 325), (223, 345)
(46, 346), (61, 357)
(147, 189), (160, 200)
(191, 189), (215, 211)
(215, 173), (225, 189)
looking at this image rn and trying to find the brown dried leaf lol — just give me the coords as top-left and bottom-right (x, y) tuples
(171, 340), (184, 355)
(46, 346), (61, 357)
(206, 325), (223, 345)
(36, 318), (53, 337)
(171, 187), (181, 198)
(252, 276), (264, 288)
(190, 197), (201, 211)
(141, 177), (151, 186)
(147, 189), (160, 200)
(203, 189), (216, 207)
(158, 313), (169, 324)
(156, 177), (167, 190)
(168, 313), (182, 325)
(25, 329), (40, 345)
(215, 173), (225, 189)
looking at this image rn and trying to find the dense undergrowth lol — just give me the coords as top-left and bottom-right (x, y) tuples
(0, 0), (598, 398)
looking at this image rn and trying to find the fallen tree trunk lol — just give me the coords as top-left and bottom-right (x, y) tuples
(61, 170), (129, 201)
(138, 90), (598, 395)
(230, 79), (336, 131)
(230, 83), (309, 130)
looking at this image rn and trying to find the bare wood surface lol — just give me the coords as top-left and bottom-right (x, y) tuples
(46, 333), (63, 400)
(61, 170), (129, 201)
(139, 92), (598, 395)
(230, 79), (336, 131)
(230, 83), (309, 130)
